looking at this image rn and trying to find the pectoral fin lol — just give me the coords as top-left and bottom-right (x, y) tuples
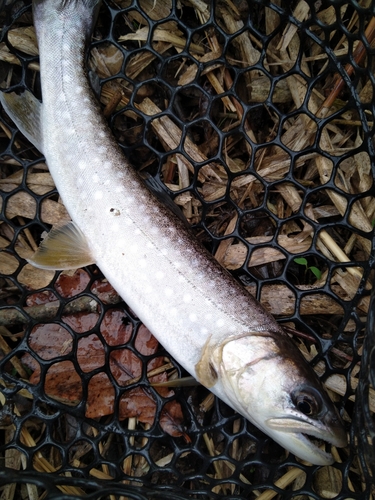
(142, 173), (190, 229)
(195, 336), (219, 388)
(28, 222), (95, 270)
(0, 90), (43, 153)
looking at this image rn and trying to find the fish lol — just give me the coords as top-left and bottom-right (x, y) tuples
(0, 0), (347, 465)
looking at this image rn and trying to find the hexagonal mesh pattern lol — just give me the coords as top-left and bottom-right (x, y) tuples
(0, 0), (374, 498)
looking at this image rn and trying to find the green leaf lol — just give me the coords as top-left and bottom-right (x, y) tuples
(309, 266), (322, 280)
(294, 257), (308, 266)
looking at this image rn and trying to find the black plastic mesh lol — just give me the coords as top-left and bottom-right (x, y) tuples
(0, 0), (375, 498)
(354, 270), (375, 489)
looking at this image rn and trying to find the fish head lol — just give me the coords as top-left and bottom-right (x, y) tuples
(215, 333), (347, 465)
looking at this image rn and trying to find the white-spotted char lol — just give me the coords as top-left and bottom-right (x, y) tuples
(0, 0), (347, 465)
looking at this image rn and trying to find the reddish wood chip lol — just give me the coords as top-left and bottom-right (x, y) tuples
(91, 279), (119, 304)
(22, 317), (186, 438)
(28, 323), (73, 360)
(55, 269), (90, 298)
(134, 325), (159, 356)
(100, 308), (132, 346)
(62, 311), (99, 333)
(77, 334), (105, 372)
(26, 290), (58, 306)
(160, 401), (189, 442)
(44, 360), (83, 406)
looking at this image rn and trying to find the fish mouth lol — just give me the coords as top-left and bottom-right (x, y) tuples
(265, 417), (347, 466)
(288, 432), (335, 465)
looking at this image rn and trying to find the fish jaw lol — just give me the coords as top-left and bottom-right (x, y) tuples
(212, 333), (347, 465)
(265, 411), (347, 465)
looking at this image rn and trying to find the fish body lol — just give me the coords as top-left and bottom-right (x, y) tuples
(0, 0), (347, 465)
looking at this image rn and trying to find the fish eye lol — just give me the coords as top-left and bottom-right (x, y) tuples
(292, 389), (322, 417)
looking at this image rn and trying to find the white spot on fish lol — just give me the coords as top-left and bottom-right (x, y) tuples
(156, 271), (164, 280)
(115, 186), (124, 193)
(93, 174), (100, 183)
(139, 258), (147, 268)
(75, 86), (83, 94)
(183, 294), (192, 303)
(94, 191), (103, 200)
(130, 244), (138, 253)
(170, 307), (177, 316)
(216, 319), (225, 327)
(205, 313), (212, 320)
(189, 313), (197, 323)
(103, 161), (111, 169)
(135, 228), (141, 235)
(164, 287), (173, 297)
(201, 327), (208, 335)
(78, 160), (86, 170)
(117, 237), (127, 248)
